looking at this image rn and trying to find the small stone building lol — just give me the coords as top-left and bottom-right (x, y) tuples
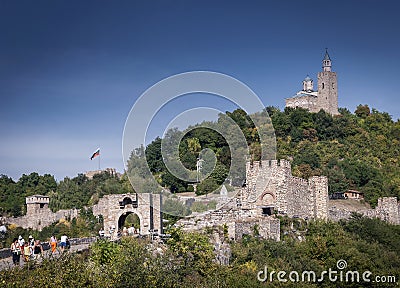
(344, 190), (364, 200)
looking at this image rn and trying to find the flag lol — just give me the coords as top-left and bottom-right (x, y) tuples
(90, 148), (100, 160)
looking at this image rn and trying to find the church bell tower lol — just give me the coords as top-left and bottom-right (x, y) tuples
(317, 49), (338, 115)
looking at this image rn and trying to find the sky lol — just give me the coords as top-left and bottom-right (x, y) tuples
(1, 0), (399, 181)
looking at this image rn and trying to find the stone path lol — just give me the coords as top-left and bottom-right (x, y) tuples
(0, 243), (90, 271)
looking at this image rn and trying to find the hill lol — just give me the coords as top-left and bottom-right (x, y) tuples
(0, 104), (399, 218)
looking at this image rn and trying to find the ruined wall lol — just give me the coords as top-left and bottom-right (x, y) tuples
(374, 197), (399, 224)
(8, 195), (78, 231)
(285, 94), (319, 112)
(328, 197), (399, 224)
(242, 159), (328, 220)
(92, 193), (162, 236)
(178, 209), (280, 241)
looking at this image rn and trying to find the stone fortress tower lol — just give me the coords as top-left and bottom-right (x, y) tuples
(239, 160), (328, 220)
(286, 49), (339, 115)
(8, 195), (79, 231)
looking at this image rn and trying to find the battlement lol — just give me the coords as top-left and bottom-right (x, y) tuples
(26, 195), (49, 204)
(248, 159), (292, 171)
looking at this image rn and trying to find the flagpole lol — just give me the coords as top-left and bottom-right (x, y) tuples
(98, 153), (101, 170)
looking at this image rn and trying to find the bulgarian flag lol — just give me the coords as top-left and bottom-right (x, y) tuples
(90, 148), (100, 160)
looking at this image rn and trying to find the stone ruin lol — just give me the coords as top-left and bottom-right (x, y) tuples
(6, 193), (162, 237)
(7, 195), (79, 231)
(177, 159), (329, 241)
(5, 160), (399, 239)
(329, 196), (400, 225)
(92, 193), (162, 237)
(177, 159), (400, 241)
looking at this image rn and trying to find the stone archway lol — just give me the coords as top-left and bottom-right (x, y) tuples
(260, 192), (275, 206)
(118, 211), (142, 235)
(92, 193), (162, 237)
(259, 190), (276, 216)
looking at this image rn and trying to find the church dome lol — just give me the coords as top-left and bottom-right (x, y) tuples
(304, 75), (312, 82)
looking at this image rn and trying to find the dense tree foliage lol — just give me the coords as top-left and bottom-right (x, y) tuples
(1, 217), (399, 287)
(0, 173), (57, 216)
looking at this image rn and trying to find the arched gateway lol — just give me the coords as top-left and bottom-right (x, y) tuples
(92, 193), (162, 236)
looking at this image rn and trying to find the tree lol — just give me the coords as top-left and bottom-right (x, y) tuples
(355, 104), (371, 118)
(196, 178), (219, 196)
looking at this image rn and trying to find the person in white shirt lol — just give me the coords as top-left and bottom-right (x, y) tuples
(18, 235), (25, 247)
(60, 235), (68, 252)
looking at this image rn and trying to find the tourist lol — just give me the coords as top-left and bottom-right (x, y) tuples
(18, 235), (25, 247)
(23, 242), (31, 262)
(127, 225), (134, 236)
(50, 235), (57, 253)
(28, 235), (35, 254)
(60, 234), (68, 252)
(33, 240), (44, 260)
(10, 238), (21, 266)
(28, 235), (34, 246)
(98, 229), (105, 238)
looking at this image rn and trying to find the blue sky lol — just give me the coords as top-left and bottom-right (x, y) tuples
(1, 0), (399, 181)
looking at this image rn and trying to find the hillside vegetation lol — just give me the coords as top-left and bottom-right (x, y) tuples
(0, 104), (399, 217)
(1, 216), (399, 287)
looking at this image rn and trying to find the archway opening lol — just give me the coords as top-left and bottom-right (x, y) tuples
(118, 212), (141, 235)
(119, 195), (138, 208)
(260, 192), (275, 216)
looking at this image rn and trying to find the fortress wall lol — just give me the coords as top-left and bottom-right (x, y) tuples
(286, 176), (312, 218)
(376, 197), (399, 225)
(310, 176), (329, 219)
(328, 197), (399, 224)
(7, 206), (78, 231)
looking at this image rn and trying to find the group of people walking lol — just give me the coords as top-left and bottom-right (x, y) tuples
(10, 234), (68, 266)
(50, 234), (69, 253)
(10, 235), (44, 266)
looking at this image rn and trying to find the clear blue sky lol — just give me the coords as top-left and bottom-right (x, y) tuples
(1, 0), (399, 181)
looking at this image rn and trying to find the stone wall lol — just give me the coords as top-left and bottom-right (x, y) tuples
(92, 193), (162, 236)
(310, 176), (329, 219)
(242, 159), (328, 220)
(177, 209), (280, 241)
(285, 94), (319, 112)
(7, 193), (162, 234)
(375, 197), (399, 224)
(85, 168), (119, 179)
(328, 197), (400, 224)
(7, 195), (78, 231)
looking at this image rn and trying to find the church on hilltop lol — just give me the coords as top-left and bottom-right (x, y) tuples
(285, 49), (339, 115)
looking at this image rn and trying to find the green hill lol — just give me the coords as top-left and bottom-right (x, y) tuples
(0, 104), (399, 217)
